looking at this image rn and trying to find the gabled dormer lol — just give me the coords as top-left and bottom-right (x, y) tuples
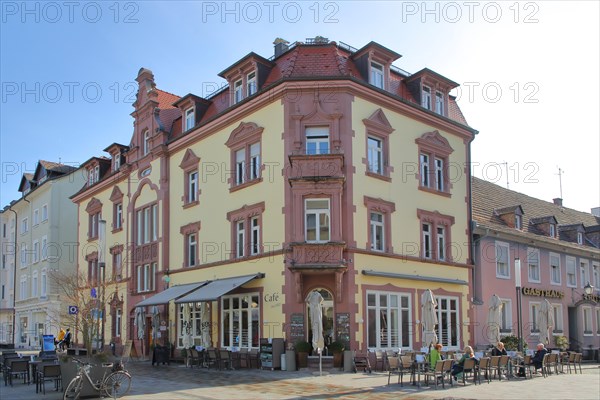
(405, 68), (459, 117)
(559, 223), (586, 245)
(103, 143), (129, 173)
(173, 94), (211, 133)
(351, 41), (401, 91)
(585, 225), (600, 248)
(18, 173), (35, 195)
(218, 52), (274, 106)
(494, 205), (524, 230)
(81, 157), (111, 187)
(530, 215), (559, 238)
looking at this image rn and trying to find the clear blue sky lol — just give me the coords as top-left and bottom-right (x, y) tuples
(1, 1), (598, 213)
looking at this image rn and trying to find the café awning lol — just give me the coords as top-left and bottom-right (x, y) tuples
(175, 273), (264, 303)
(136, 281), (209, 307)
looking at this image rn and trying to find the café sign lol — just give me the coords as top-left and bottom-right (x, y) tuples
(521, 287), (564, 299)
(583, 293), (600, 303)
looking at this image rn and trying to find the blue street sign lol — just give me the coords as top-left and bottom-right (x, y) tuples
(68, 306), (78, 315)
(91, 288), (97, 298)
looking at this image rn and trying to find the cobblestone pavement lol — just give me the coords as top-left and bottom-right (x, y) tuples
(2, 361), (598, 400)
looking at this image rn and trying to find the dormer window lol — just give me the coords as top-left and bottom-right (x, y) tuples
(370, 62), (384, 89)
(113, 153), (121, 172)
(515, 214), (522, 230)
(185, 108), (195, 131)
(435, 91), (444, 115)
(247, 72), (257, 96)
(422, 86), (432, 110)
(143, 130), (151, 156)
(88, 165), (99, 186)
(577, 232), (584, 245)
(549, 224), (556, 238)
(234, 79), (243, 104)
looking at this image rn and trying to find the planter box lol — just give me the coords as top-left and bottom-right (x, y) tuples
(60, 359), (111, 397)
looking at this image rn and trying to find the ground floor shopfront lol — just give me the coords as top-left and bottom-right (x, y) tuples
(127, 253), (473, 357)
(13, 299), (61, 349)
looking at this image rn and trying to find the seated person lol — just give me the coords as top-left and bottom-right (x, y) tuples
(530, 343), (549, 371)
(429, 343), (444, 370)
(491, 341), (507, 357)
(451, 345), (477, 381)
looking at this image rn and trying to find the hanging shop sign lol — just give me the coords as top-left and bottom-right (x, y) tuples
(521, 287), (564, 299)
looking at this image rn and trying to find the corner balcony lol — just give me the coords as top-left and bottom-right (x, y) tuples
(133, 242), (159, 264)
(288, 153), (344, 180)
(288, 242), (346, 267)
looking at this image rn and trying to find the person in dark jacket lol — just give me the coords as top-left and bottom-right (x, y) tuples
(530, 343), (549, 370)
(491, 341), (508, 357)
(63, 328), (72, 349)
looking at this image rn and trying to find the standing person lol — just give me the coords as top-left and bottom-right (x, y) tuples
(57, 328), (66, 350)
(63, 328), (72, 349)
(491, 341), (507, 357)
(451, 345), (477, 381)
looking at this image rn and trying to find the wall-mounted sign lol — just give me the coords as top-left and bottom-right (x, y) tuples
(583, 293), (600, 303)
(521, 287), (564, 299)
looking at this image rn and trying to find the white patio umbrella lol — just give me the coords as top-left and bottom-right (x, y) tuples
(181, 303), (193, 348)
(486, 294), (503, 345)
(200, 302), (211, 348)
(538, 299), (554, 345)
(151, 306), (160, 344)
(421, 289), (438, 348)
(306, 291), (325, 352)
(135, 307), (146, 340)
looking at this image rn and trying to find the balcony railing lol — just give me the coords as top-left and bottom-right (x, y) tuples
(288, 153), (344, 180)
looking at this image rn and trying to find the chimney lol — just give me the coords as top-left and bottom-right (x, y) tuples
(553, 198), (563, 207)
(592, 207), (600, 217)
(273, 38), (289, 58)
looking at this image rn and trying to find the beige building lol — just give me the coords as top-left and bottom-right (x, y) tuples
(0, 207), (16, 345)
(73, 38), (477, 358)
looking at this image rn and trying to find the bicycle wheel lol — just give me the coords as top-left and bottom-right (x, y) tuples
(103, 371), (132, 398)
(63, 376), (82, 400)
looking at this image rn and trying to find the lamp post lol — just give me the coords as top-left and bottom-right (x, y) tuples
(515, 258), (523, 353)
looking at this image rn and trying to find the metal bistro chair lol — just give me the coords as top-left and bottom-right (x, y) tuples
(374, 350), (385, 372)
(478, 357), (491, 384)
(461, 358), (479, 385)
(498, 355), (511, 380)
(5, 358), (30, 386)
(218, 349), (232, 370)
(387, 356), (401, 385)
(248, 348), (260, 369)
(206, 348), (219, 369)
(574, 353), (583, 374)
(190, 348), (202, 368)
(423, 360), (445, 389)
(399, 355), (414, 386)
(442, 359), (455, 386)
(36, 363), (62, 394)
(238, 348), (249, 368)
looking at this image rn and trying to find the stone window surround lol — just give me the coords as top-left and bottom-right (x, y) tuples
(416, 209), (455, 262)
(226, 201), (265, 259)
(415, 130), (454, 197)
(364, 196), (396, 253)
(180, 221), (201, 268)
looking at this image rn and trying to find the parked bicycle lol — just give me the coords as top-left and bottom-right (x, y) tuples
(63, 357), (131, 399)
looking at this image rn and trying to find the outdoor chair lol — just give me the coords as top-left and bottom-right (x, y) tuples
(0, 352), (17, 373)
(206, 348), (219, 369)
(5, 359), (29, 386)
(387, 356), (401, 385)
(521, 355), (537, 378)
(185, 348), (194, 368)
(423, 360), (445, 389)
(36, 364), (62, 394)
(374, 350), (385, 371)
(442, 359), (454, 386)
(477, 357), (491, 384)
(248, 349), (260, 369)
(542, 353), (559, 377)
(190, 348), (202, 368)
(498, 355), (511, 380)
(399, 355), (414, 386)
(218, 349), (232, 370)
(461, 358), (479, 385)
(574, 353), (583, 373)
(238, 348), (249, 368)
(488, 356), (501, 380)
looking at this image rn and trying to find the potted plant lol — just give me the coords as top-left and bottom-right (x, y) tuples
(555, 335), (569, 351)
(328, 340), (345, 368)
(501, 335), (528, 352)
(295, 340), (311, 368)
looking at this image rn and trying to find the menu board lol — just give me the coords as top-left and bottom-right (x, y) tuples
(289, 313), (305, 343)
(335, 313), (350, 349)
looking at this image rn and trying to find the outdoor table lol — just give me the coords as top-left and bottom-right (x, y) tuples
(412, 359), (428, 386)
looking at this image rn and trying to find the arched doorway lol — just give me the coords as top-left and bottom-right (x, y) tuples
(306, 288), (334, 351)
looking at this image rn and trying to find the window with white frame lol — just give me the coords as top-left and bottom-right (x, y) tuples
(89, 212), (100, 239)
(530, 302), (540, 333)
(422, 86), (432, 110)
(436, 296), (460, 348)
(580, 260), (590, 288)
(550, 253), (561, 284)
(422, 223), (432, 259)
(33, 209), (39, 226)
(582, 307), (592, 335)
(549, 223), (556, 238)
(32, 240), (39, 263)
(41, 236), (47, 260)
(418, 209), (453, 261)
(435, 91), (444, 115)
(236, 221), (245, 258)
(187, 233), (197, 267)
(32, 271), (38, 297)
(185, 107), (195, 131)
(234, 79), (243, 103)
(20, 275), (27, 300)
(566, 256), (577, 287)
(434, 158), (444, 191)
(370, 212), (384, 252)
(115, 309), (122, 337)
(188, 171), (198, 203)
(515, 214), (522, 230)
(250, 217), (260, 256)
(306, 126), (330, 155)
(552, 304), (563, 332)
(367, 291), (411, 349)
(113, 153), (121, 171)
(41, 204), (48, 221)
(250, 143), (260, 180)
(41, 268), (47, 297)
(367, 137), (383, 174)
(114, 203), (123, 230)
(593, 263), (600, 289)
(577, 232), (584, 245)
(222, 293), (260, 348)
(235, 149), (245, 185)
(305, 199), (330, 243)
(437, 226), (446, 261)
(596, 308), (600, 335)
(135, 204), (158, 245)
(370, 62), (384, 89)
(500, 299), (512, 332)
(21, 217), (28, 234)
(113, 252), (122, 281)
(143, 130), (151, 156)
(88, 165), (99, 186)
(495, 241), (510, 278)
(136, 263), (156, 293)
(419, 153), (430, 187)
(527, 248), (540, 282)
(20, 243), (27, 265)
(247, 71), (257, 96)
